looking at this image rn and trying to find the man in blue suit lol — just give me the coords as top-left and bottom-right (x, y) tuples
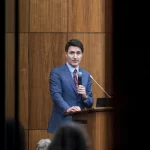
(48, 39), (94, 134)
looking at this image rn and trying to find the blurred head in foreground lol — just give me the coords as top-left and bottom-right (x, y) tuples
(5, 118), (25, 150)
(47, 121), (90, 150)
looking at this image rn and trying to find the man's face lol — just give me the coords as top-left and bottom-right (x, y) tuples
(66, 46), (83, 67)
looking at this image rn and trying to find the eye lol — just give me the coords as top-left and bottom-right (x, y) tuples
(77, 51), (82, 55)
(69, 51), (75, 55)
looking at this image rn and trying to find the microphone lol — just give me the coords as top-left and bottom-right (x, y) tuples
(90, 75), (111, 98)
(77, 72), (82, 85)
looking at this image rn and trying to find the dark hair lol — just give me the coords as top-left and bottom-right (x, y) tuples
(5, 118), (25, 150)
(65, 39), (84, 53)
(47, 121), (90, 150)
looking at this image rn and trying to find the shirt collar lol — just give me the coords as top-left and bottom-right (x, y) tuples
(66, 62), (79, 73)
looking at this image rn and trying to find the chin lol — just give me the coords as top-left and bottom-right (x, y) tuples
(71, 63), (78, 67)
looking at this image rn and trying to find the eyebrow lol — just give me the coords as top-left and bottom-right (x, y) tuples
(69, 51), (82, 53)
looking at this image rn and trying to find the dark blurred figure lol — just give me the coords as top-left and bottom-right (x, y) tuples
(113, 1), (150, 150)
(5, 118), (25, 150)
(47, 121), (90, 150)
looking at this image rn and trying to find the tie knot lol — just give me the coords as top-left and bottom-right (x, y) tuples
(74, 69), (77, 74)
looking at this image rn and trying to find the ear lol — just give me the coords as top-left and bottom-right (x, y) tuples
(65, 52), (68, 58)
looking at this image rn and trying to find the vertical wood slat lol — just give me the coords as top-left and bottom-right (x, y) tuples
(105, 0), (113, 97)
(5, 33), (15, 118)
(19, 0), (29, 32)
(88, 113), (96, 150)
(88, 112), (112, 150)
(105, 33), (113, 97)
(29, 130), (53, 150)
(106, 111), (114, 150)
(5, 0), (15, 33)
(25, 130), (29, 150)
(30, 0), (67, 32)
(95, 112), (107, 150)
(68, 34), (105, 107)
(68, 0), (105, 32)
(19, 34), (29, 129)
(105, 0), (113, 33)
(29, 33), (67, 129)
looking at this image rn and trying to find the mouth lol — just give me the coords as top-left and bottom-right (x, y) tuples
(72, 60), (78, 63)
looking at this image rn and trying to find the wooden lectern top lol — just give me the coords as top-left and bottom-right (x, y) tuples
(65, 107), (113, 116)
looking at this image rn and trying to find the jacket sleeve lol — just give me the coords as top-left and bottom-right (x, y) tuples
(82, 74), (94, 108)
(49, 70), (70, 114)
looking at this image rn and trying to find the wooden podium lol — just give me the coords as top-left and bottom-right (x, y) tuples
(65, 107), (114, 150)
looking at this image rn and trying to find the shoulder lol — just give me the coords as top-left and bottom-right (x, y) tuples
(80, 67), (90, 75)
(50, 64), (66, 73)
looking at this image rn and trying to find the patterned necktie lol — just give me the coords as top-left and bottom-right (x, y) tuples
(73, 69), (78, 88)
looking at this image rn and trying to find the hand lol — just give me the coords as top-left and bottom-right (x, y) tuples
(66, 106), (81, 113)
(77, 85), (87, 98)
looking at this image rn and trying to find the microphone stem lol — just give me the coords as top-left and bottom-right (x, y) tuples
(90, 75), (111, 98)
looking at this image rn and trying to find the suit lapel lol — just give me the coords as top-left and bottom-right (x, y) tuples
(64, 64), (78, 94)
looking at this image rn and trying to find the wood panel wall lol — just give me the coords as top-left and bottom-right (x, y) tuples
(5, 0), (113, 150)
(5, 33), (15, 118)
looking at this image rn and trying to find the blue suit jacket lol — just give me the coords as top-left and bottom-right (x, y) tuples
(48, 63), (93, 133)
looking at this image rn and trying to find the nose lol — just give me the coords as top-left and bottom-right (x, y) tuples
(73, 53), (77, 58)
